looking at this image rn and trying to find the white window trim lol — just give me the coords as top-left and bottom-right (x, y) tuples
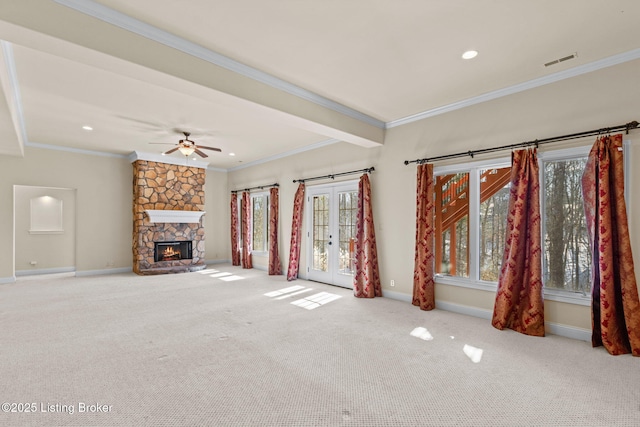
(251, 191), (269, 256)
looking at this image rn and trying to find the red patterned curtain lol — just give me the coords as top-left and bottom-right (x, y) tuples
(412, 163), (436, 310)
(268, 187), (282, 275)
(492, 148), (544, 336)
(581, 134), (640, 356)
(353, 174), (382, 298)
(230, 193), (240, 266)
(241, 191), (253, 269)
(286, 183), (305, 281)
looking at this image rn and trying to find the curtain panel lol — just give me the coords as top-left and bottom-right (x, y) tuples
(412, 163), (436, 310)
(230, 193), (240, 266)
(492, 148), (545, 336)
(241, 191), (253, 269)
(287, 183), (305, 281)
(268, 187), (282, 275)
(353, 174), (382, 298)
(582, 134), (640, 356)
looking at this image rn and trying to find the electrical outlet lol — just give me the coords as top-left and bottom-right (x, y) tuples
(390, 279), (395, 287)
(30, 261), (37, 266)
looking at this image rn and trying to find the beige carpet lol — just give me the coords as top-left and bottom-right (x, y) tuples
(1, 264), (639, 426)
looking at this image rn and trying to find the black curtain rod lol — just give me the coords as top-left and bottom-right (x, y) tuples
(293, 167), (375, 183)
(231, 183), (279, 194)
(404, 120), (639, 165)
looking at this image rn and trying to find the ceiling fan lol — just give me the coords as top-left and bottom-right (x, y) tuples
(152, 131), (222, 158)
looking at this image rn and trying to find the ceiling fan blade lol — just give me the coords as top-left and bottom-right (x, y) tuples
(196, 145), (222, 152)
(163, 147), (180, 155)
(149, 142), (176, 145)
(194, 148), (208, 158)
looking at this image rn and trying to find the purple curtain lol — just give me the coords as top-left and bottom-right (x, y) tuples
(353, 174), (382, 298)
(241, 191), (253, 269)
(412, 163), (436, 310)
(230, 193), (240, 266)
(582, 134), (640, 356)
(492, 148), (544, 336)
(287, 183), (305, 281)
(268, 187), (282, 275)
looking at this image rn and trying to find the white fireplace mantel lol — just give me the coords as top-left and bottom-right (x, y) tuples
(145, 210), (205, 224)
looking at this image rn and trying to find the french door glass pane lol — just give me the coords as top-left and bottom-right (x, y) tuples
(338, 191), (358, 275)
(312, 195), (329, 272)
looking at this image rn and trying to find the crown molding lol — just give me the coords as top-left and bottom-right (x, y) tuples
(26, 141), (128, 158)
(128, 150), (209, 168)
(54, 0), (385, 130)
(387, 48), (640, 129)
(227, 138), (340, 172)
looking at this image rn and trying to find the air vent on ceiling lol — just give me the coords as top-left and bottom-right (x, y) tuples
(544, 53), (577, 67)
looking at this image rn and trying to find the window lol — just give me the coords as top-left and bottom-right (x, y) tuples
(540, 148), (592, 296)
(434, 161), (511, 283)
(251, 192), (269, 253)
(434, 145), (605, 303)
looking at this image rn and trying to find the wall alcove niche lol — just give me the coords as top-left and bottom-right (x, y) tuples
(14, 185), (77, 276)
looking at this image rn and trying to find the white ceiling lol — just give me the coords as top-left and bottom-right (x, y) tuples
(0, 0), (639, 169)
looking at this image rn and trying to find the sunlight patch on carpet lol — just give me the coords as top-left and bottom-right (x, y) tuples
(209, 272), (232, 278)
(197, 269), (220, 274)
(264, 285), (305, 297)
(291, 292), (341, 310)
(219, 275), (244, 282)
(410, 327), (434, 341)
(275, 288), (313, 300)
(463, 344), (484, 363)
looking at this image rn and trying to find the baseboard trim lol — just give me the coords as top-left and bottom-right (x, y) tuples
(204, 259), (230, 265)
(0, 276), (16, 284)
(382, 289), (412, 303)
(16, 266), (76, 277)
(435, 300), (493, 320)
(75, 267), (132, 277)
(383, 290), (591, 342)
(545, 322), (591, 342)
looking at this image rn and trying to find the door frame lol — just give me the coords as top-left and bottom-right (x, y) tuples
(305, 180), (358, 288)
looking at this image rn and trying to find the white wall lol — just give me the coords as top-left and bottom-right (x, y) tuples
(228, 58), (640, 333)
(14, 185), (76, 274)
(0, 148), (232, 282)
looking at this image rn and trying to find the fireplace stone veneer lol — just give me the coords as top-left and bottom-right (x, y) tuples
(132, 160), (206, 275)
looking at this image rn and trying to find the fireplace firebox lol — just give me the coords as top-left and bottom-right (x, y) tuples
(154, 241), (193, 262)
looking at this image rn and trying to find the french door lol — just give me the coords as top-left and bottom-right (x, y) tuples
(306, 182), (358, 288)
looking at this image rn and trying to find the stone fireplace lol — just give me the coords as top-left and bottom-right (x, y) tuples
(132, 159), (207, 275)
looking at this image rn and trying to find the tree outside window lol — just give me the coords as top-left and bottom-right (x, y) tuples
(252, 193), (268, 253)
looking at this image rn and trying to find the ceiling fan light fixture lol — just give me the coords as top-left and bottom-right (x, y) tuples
(178, 146), (195, 156)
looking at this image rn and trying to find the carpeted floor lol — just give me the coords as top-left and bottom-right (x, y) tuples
(1, 264), (639, 426)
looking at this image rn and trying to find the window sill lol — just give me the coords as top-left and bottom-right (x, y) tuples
(435, 275), (591, 306)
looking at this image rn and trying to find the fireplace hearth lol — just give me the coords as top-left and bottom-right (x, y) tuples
(154, 241), (193, 263)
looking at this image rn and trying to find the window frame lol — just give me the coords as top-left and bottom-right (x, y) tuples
(434, 157), (511, 292)
(250, 191), (269, 255)
(538, 146), (591, 305)
(432, 140), (632, 306)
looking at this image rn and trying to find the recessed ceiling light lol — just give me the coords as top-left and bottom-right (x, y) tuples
(82, 125), (93, 131)
(462, 50), (478, 60)
(229, 153), (236, 156)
